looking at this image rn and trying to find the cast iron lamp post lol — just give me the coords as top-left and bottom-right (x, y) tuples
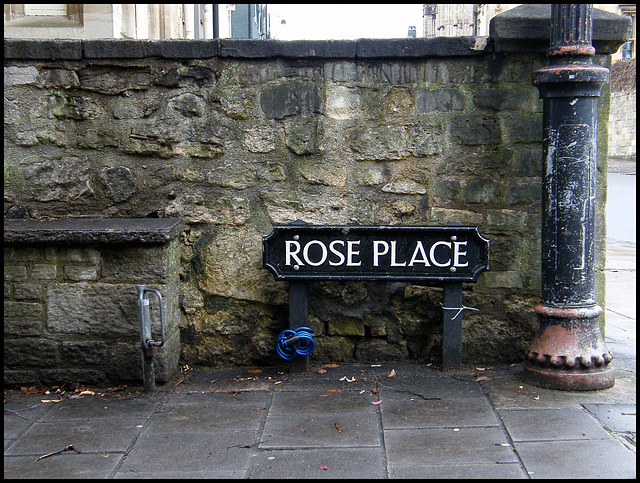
(524, 4), (614, 390)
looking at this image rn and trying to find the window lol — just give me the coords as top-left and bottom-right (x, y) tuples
(23, 4), (67, 16)
(4, 4), (82, 25)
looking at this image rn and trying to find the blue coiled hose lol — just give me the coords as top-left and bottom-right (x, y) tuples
(276, 327), (315, 360)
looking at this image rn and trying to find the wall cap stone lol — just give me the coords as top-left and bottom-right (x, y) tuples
(490, 4), (632, 54)
(4, 36), (490, 60)
(4, 218), (185, 245)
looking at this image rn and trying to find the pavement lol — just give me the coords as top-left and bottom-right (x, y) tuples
(4, 160), (636, 479)
(4, 240), (635, 479)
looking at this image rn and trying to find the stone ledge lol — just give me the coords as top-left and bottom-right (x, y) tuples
(4, 37), (488, 60)
(4, 218), (185, 245)
(490, 4), (632, 54)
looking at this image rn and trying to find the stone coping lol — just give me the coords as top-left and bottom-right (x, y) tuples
(3, 6), (630, 60)
(4, 218), (185, 245)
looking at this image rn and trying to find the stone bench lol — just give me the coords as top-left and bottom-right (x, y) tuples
(4, 218), (184, 386)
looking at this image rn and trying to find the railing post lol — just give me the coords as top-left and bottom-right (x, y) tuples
(525, 4), (614, 390)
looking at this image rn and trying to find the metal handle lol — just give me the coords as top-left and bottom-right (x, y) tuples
(137, 285), (166, 350)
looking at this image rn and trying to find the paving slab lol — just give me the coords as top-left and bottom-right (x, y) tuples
(249, 447), (386, 479)
(582, 403), (636, 432)
(259, 412), (381, 449)
(384, 427), (518, 467)
(498, 408), (613, 442)
(268, 389), (379, 416)
(145, 391), (269, 433)
(115, 430), (256, 477)
(40, 394), (160, 421)
(378, 374), (486, 399)
(388, 462), (528, 479)
(380, 394), (500, 429)
(4, 452), (123, 479)
(4, 419), (145, 455)
(514, 439), (636, 479)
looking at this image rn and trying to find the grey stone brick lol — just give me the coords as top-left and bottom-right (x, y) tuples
(452, 115), (502, 145)
(4, 339), (58, 367)
(31, 264), (57, 280)
(5, 265), (27, 282)
(47, 283), (140, 336)
(64, 265), (98, 281)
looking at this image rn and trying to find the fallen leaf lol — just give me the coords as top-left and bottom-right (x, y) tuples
(41, 398), (62, 403)
(319, 394), (330, 397)
(254, 407), (267, 411)
(326, 389), (340, 394)
(371, 400), (382, 405)
(247, 369), (262, 375)
(387, 369), (396, 378)
(334, 422), (342, 433)
(78, 390), (95, 396)
(20, 387), (39, 396)
(533, 396), (540, 400)
(475, 376), (492, 382)
(322, 364), (339, 369)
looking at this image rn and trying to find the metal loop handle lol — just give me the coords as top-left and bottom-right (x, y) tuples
(138, 286), (166, 349)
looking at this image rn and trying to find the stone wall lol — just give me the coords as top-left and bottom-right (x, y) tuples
(608, 89), (636, 158)
(3, 30), (618, 380)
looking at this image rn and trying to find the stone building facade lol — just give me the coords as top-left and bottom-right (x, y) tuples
(4, 7), (630, 385)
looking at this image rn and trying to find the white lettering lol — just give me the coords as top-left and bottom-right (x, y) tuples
(329, 240), (346, 266)
(408, 241), (431, 266)
(453, 241), (468, 267)
(346, 240), (361, 266)
(390, 240), (406, 266)
(303, 240), (328, 266)
(285, 240), (304, 266)
(373, 240), (389, 267)
(430, 241), (452, 267)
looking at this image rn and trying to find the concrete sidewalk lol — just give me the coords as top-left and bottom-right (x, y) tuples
(4, 244), (636, 479)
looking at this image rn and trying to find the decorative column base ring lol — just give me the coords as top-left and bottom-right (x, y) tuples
(523, 304), (614, 391)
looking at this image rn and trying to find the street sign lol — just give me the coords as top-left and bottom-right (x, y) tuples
(263, 225), (490, 282)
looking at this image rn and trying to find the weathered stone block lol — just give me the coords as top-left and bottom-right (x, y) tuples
(4, 338), (58, 367)
(4, 66), (39, 86)
(47, 283), (139, 336)
(64, 265), (98, 281)
(100, 245), (171, 282)
(260, 82), (321, 119)
(60, 341), (108, 366)
(13, 283), (44, 301)
(327, 316), (365, 337)
(31, 264), (57, 280)
(464, 179), (501, 204)
(4, 301), (44, 336)
(4, 266), (27, 282)
(98, 166), (137, 202)
(355, 339), (408, 362)
(416, 88), (465, 113)
(452, 114), (502, 145)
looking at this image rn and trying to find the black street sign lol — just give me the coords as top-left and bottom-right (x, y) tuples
(263, 225), (490, 282)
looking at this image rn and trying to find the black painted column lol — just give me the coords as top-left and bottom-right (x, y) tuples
(524, 4), (614, 390)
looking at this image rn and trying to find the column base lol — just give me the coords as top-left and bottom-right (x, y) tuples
(523, 303), (615, 391)
(523, 362), (615, 391)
